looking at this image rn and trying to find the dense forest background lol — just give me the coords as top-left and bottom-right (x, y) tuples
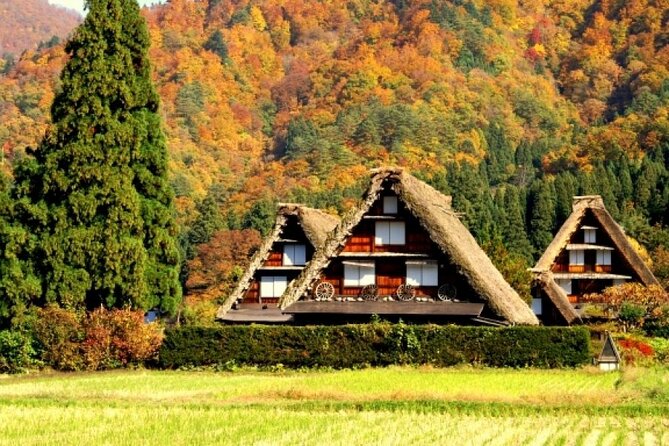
(1, 0), (668, 316)
(0, 0), (80, 58)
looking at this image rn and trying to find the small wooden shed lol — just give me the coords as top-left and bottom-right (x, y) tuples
(597, 331), (621, 371)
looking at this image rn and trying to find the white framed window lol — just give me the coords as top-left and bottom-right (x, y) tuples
(532, 298), (543, 315)
(596, 250), (611, 266)
(343, 261), (375, 287)
(375, 221), (405, 245)
(406, 260), (439, 287)
(383, 196), (398, 214)
(569, 250), (584, 265)
(260, 276), (287, 298)
(556, 279), (572, 295)
(283, 244), (306, 266)
(584, 228), (597, 243)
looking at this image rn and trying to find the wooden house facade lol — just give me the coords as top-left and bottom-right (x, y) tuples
(217, 204), (339, 323)
(531, 196), (659, 325)
(280, 168), (539, 325)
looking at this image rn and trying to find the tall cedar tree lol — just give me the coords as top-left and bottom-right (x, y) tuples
(13, 0), (181, 313)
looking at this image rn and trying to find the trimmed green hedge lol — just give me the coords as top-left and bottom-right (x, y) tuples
(159, 324), (592, 369)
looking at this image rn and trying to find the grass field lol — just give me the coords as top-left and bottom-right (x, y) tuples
(1, 367), (668, 445)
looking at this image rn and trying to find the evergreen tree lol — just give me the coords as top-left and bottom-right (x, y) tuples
(0, 173), (40, 327)
(188, 191), (225, 247)
(528, 179), (556, 253)
(617, 160), (634, 206)
(204, 30), (229, 63)
(554, 171), (576, 226)
(13, 0), (181, 313)
(242, 198), (276, 236)
(502, 185), (534, 261)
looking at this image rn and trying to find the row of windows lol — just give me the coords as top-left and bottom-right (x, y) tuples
(343, 260), (439, 287)
(568, 250), (612, 266)
(557, 278), (626, 295)
(259, 260), (441, 298)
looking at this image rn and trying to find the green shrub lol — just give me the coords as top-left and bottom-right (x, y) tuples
(159, 324), (592, 369)
(0, 330), (39, 373)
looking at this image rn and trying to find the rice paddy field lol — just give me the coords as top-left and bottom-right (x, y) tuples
(0, 367), (668, 445)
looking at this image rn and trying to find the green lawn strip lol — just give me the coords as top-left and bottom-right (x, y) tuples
(1, 394), (667, 418)
(0, 367), (624, 401)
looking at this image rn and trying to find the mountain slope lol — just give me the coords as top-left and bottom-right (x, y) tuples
(0, 0), (80, 56)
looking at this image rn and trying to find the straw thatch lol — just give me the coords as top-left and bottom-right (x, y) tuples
(216, 204), (339, 318)
(533, 272), (581, 325)
(279, 167), (539, 325)
(532, 195), (659, 323)
(533, 195), (658, 283)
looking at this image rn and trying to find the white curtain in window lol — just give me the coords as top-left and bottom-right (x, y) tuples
(406, 260), (438, 286)
(375, 222), (405, 245)
(283, 244), (306, 265)
(260, 276), (288, 297)
(596, 250), (611, 265)
(343, 261), (375, 287)
(383, 196), (398, 214)
(569, 250), (584, 265)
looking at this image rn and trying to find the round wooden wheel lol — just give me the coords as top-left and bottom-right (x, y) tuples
(360, 284), (378, 301)
(315, 282), (335, 301)
(396, 284), (416, 301)
(437, 284), (457, 301)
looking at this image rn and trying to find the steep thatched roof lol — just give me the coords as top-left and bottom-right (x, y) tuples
(279, 167), (539, 325)
(532, 195), (659, 324)
(533, 272), (581, 325)
(216, 204), (339, 318)
(533, 195), (658, 285)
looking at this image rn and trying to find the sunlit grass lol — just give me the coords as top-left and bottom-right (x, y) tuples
(0, 367), (667, 445)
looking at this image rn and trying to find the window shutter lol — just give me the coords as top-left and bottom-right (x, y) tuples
(375, 222), (390, 245)
(294, 244), (306, 265)
(343, 262), (360, 286)
(406, 262), (421, 286)
(273, 276), (288, 296)
(260, 277), (274, 297)
(422, 261), (439, 286)
(359, 262), (375, 286)
(283, 245), (294, 265)
(383, 196), (398, 214)
(389, 222), (405, 245)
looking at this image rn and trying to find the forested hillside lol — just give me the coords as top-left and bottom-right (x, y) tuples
(1, 0), (668, 310)
(0, 0), (80, 58)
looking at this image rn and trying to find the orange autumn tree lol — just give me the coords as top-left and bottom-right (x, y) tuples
(581, 283), (669, 331)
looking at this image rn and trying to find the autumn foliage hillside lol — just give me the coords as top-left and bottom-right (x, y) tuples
(1, 0), (668, 305)
(0, 0), (80, 56)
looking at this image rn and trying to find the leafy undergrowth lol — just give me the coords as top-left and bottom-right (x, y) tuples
(0, 367), (667, 445)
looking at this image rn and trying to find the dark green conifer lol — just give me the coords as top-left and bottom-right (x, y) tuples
(502, 185), (534, 261)
(528, 179), (556, 253)
(0, 173), (41, 327)
(13, 0), (181, 313)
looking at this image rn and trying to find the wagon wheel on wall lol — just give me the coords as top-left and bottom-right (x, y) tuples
(396, 284), (416, 301)
(360, 284), (378, 301)
(437, 284), (457, 302)
(314, 282), (335, 301)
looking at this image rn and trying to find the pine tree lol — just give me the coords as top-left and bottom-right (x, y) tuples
(502, 185), (534, 261)
(528, 179), (556, 253)
(188, 191), (225, 247)
(13, 0), (181, 313)
(0, 173), (41, 327)
(554, 171), (576, 225)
